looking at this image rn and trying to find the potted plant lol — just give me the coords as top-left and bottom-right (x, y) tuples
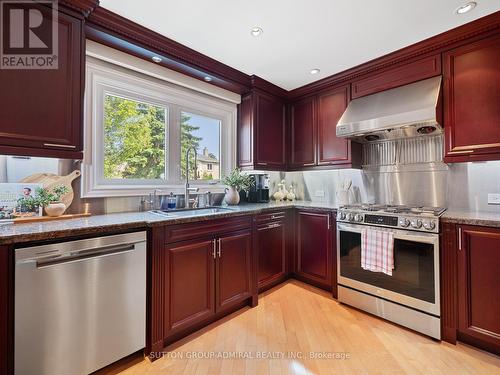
(36, 185), (70, 217)
(221, 168), (253, 205)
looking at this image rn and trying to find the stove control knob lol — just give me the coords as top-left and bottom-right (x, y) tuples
(423, 220), (436, 230)
(354, 214), (363, 222)
(399, 218), (410, 228)
(346, 213), (354, 221)
(338, 211), (346, 220)
(410, 219), (422, 229)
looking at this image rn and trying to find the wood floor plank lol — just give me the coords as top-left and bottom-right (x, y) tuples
(115, 280), (500, 375)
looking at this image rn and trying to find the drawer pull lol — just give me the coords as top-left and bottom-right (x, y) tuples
(458, 227), (462, 251)
(43, 143), (76, 149)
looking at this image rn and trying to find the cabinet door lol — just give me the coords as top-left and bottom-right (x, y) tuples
(296, 210), (332, 288)
(164, 238), (215, 337)
(458, 226), (500, 354)
(255, 92), (286, 168)
(216, 230), (252, 311)
(237, 94), (254, 168)
(256, 220), (286, 290)
(0, 7), (83, 157)
(290, 96), (316, 167)
(443, 35), (500, 161)
(317, 85), (352, 165)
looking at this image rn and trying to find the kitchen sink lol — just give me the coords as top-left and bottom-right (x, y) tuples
(149, 207), (235, 217)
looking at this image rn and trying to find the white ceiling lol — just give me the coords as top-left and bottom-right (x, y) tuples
(100, 0), (500, 91)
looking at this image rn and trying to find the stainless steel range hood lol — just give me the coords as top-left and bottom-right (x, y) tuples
(337, 76), (442, 143)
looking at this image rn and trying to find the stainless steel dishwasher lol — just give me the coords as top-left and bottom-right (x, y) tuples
(15, 232), (147, 375)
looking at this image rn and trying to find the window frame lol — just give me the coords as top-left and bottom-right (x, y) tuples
(83, 58), (237, 198)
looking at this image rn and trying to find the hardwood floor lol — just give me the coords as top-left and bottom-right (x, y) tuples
(111, 280), (500, 375)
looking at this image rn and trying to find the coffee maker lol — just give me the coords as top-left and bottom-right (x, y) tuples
(247, 173), (270, 203)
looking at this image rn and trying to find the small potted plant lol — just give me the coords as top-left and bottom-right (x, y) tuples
(36, 185), (70, 217)
(221, 168), (253, 205)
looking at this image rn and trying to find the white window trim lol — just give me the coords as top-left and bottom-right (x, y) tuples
(82, 57), (237, 198)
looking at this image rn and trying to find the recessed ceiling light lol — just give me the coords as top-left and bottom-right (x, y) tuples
(455, 2), (477, 14)
(151, 56), (162, 63)
(250, 27), (263, 37)
(310, 68), (321, 75)
(204, 76), (212, 82)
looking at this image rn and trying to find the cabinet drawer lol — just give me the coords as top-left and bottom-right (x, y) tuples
(255, 211), (287, 224)
(165, 216), (252, 243)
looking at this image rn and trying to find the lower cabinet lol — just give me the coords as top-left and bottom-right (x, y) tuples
(163, 228), (253, 340)
(255, 212), (287, 291)
(216, 230), (253, 310)
(164, 238), (215, 336)
(457, 225), (500, 354)
(295, 210), (334, 289)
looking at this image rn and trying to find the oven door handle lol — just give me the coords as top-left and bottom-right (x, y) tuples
(336, 223), (439, 244)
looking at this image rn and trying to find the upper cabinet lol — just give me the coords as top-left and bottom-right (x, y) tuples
(443, 34), (500, 162)
(0, 6), (84, 159)
(351, 54), (441, 99)
(290, 96), (316, 167)
(290, 86), (361, 170)
(317, 85), (360, 166)
(238, 90), (286, 170)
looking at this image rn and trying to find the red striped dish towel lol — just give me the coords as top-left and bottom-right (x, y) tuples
(361, 228), (394, 276)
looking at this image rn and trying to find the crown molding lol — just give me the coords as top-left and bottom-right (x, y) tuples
(86, 6), (252, 94)
(288, 11), (500, 99)
(59, 0), (99, 17)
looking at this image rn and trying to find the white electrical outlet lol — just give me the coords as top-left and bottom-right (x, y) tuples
(315, 190), (325, 198)
(488, 193), (500, 205)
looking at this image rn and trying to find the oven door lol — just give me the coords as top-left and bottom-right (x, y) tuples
(337, 222), (440, 316)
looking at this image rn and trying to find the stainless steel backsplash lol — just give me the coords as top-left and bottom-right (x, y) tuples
(269, 160), (500, 213)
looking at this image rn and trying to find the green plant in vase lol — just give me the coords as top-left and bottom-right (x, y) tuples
(35, 185), (70, 217)
(221, 168), (253, 205)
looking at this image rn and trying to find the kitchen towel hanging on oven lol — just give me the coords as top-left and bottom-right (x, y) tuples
(361, 228), (394, 276)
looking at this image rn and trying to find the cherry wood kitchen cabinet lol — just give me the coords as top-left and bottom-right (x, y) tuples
(457, 225), (500, 355)
(290, 88), (361, 170)
(216, 230), (253, 310)
(163, 238), (216, 336)
(0, 6), (84, 159)
(351, 54), (441, 99)
(254, 211), (287, 292)
(295, 210), (334, 290)
(153, 216), (256, 348)
(0, 246), (13, 374)
(443, 34), (500, 163)
(317, 86), (361, 167)
(290, 96), (317, 167)
(238, 90), (286, 170)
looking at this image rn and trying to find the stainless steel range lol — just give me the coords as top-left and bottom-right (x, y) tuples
(336, 204), (446, 339)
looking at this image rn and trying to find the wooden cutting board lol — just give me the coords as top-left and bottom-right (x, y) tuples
(20, 170), (81, 208)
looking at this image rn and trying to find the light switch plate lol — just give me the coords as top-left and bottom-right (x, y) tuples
(315, 190), (325, 198)
(488, 193), (500, 205)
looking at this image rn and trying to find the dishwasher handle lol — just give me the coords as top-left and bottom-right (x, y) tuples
(35, 243), (138, 268)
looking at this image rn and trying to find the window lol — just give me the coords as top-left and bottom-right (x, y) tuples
(181, 111), (220, 181)
(83, 57), (237, 197)
(104, 95), (167, 180)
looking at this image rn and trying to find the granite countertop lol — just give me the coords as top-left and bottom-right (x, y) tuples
(0, 201), (338, 245)
(441, 210), (500, 228)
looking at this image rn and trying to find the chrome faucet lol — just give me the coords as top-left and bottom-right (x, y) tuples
(184, 146), (199, 208)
